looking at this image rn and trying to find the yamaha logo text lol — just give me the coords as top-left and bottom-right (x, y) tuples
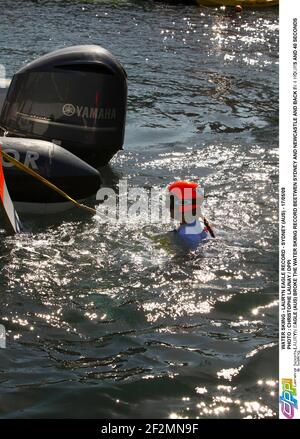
(63, 103), (116, 120)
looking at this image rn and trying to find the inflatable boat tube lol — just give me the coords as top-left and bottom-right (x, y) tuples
(0, 137), (101, 214)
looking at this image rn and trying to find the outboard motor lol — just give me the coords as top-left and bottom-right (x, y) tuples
(0, 45), (127, 167)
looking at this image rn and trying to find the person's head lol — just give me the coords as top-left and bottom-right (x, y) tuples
(235, 5), (243, 13)
(168, 181), (204, 224)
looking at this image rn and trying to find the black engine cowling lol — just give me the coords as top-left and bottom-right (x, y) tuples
(0, 45), (127, 167)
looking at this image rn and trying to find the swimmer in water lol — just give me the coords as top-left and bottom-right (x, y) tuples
(168, 181), (215, 250)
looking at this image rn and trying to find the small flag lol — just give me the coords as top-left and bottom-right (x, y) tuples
(0, 145), (22, 235)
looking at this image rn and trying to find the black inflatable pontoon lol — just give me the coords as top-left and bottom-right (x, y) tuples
(0, 137), (101, 214)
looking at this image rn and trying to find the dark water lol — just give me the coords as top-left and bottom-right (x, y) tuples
(0, 0), (279, 418)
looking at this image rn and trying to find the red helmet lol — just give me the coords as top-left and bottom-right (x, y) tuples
(168, 180), (204, 213)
